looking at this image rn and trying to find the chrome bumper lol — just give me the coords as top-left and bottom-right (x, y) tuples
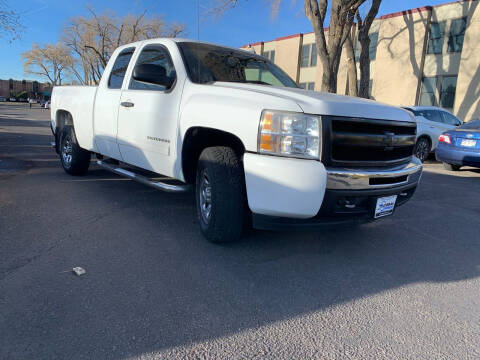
(326, 157), (423, 190)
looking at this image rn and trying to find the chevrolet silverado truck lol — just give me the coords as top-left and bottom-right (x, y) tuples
(50, 38), (423, 242)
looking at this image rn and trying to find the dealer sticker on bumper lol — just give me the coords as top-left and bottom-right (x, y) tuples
(374, 195), (398, 219)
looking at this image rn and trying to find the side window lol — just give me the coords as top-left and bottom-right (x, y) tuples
(427, 21), (446, 54)
(108, 48), (135, 89)
(419, 77), (437, 106)
(448, 18), (467, 53)
(420, 110), (442, 123)
(300, 44), (310, 68)
(129, 45), (176, 91)
(439, 76), (458, 112)
(442, 112), (462, 126)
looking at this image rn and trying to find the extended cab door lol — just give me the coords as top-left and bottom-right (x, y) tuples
(117, 43), (182, 177)
(93, 47), (136, 160)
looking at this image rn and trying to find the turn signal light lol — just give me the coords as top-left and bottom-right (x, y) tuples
(439, 134), (451, 144)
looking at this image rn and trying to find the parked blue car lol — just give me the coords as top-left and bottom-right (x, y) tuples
(436, 120), (480, 170)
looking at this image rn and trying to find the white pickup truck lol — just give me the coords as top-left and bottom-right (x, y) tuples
(51, 38), (422, 242)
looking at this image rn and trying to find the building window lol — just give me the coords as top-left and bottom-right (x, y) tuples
(310, 44), (317, 67)
(369, 33), (379, 60)
(300, 44), (317, 68)
(299, 82), (315, 90)
(427, 21), (446, 54)
(419, 76), (458, 111)
(262, 50), (275, 63)
(354, 32), (379, 61)
(448, 17), (467, 53)
(420, 77), (437, 106)
(440, 76), (457, 111)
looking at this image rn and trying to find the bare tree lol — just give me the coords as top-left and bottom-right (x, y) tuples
(62, 7), (186, 84)
(305, 0), (367, 93)
(344, 0), (381, 98)
(209, 0), (367, 93)
(0, 0), (21, 41)
(22, 43), (74, 86)
(355, 0), (381, 98)
(344, 32), (358, 96)
(208, 0), (282, 18)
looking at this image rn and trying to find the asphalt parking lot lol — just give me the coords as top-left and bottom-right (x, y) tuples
(1, 102), (480, 359)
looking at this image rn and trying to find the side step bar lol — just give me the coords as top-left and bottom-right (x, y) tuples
(96, 160), (191, 193)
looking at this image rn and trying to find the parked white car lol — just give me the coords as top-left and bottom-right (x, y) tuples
(403, 106), (463, 162)
(50, 38), (423, 242)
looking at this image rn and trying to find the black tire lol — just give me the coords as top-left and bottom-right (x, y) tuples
(443, 162), (461, 171)
(60, 125), (91, 175)
(195, 146), (246, 243)
(414, 137), (431, 162)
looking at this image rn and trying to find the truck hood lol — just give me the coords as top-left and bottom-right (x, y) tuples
(212, 82), (414, 123)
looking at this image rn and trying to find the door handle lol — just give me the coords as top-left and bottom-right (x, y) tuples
(121, 101), (134, 108)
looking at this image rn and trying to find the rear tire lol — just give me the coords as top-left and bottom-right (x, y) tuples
(414, 137), (431, 162)
(60, 125), (91, 175)
(443, 162), (461, 171)
(195, 146), (246, 243)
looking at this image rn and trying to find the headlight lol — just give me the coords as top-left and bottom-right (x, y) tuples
(258, 110), (321, 159)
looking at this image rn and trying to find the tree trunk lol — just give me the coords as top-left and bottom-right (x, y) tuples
(356, 0), (382, 99)
(344, 33), (358, 96)
(306, 0), (363, 94)
(358, 32), (371, 98)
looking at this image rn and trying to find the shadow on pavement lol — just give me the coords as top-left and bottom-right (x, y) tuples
(1, 108), (480, 358)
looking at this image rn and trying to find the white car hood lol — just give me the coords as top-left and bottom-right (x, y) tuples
(213, 82), (414, 123)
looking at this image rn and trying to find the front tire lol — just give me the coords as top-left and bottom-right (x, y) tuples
(195, 147), (246, 243)
(60, 125), (91, 175)
(414, 137), (431, 162)
(443, 162), (461, 171)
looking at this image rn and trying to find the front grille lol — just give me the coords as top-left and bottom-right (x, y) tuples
(322, 116), (416, 167)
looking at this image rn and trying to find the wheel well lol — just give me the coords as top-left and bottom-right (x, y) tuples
(55, 110), (73, 153)
(181, 127), (246, 184)
(56, 110), (73, 132)
(417, 135), (432, 146)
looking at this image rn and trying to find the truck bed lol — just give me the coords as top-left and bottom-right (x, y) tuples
(51, 86), (98, 151)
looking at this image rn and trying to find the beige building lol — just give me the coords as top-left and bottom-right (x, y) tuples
(241, 0), (480, 121)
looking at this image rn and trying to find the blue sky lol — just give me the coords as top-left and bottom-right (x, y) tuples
(1, 0), (451, 81)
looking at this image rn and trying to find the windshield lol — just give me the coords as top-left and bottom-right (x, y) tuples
(177, 42), (298, 88)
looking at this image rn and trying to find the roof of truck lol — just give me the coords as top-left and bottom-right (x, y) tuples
(114, 38), (254, 55)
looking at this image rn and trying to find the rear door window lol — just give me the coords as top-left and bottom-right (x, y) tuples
(417, 110), (442, 123)
(108, 48), (135, 89)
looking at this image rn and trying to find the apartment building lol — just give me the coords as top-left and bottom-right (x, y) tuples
(241, 0), (480, 121)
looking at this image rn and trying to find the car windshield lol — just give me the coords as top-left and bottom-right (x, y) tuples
(177, 42), (298, 88)
(459, 120), (480, 130)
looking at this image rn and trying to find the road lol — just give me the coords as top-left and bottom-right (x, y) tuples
(1, 102), (480, 359)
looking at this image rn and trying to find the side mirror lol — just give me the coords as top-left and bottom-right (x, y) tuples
(132, 64), (175, 89)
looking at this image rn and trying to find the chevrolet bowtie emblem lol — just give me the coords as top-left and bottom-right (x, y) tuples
(383, 132), (395, 149)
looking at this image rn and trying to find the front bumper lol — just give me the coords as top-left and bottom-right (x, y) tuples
(243, 153), (423, 229)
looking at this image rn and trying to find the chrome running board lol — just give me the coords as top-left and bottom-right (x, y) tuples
(97, 160), (191, 193)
